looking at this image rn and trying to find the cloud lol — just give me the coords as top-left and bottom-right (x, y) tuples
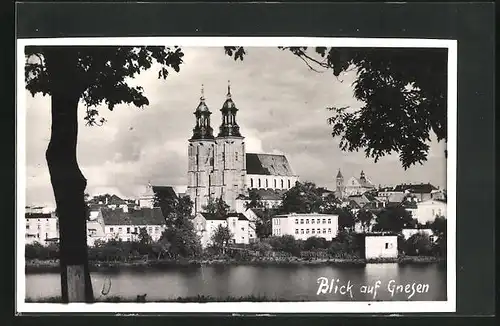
(23, 47), (447, 205)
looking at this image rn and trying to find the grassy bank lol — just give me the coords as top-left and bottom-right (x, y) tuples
(25, 256), (444, 273)
(26, 294), (305, 303)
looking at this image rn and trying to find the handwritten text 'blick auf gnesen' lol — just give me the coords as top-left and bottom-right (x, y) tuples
(316, 277), (430, 300)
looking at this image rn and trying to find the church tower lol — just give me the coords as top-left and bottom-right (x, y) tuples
(187, 85), (216, 214)
(213, 81), (246, 211)
(335, 169), (345, 199)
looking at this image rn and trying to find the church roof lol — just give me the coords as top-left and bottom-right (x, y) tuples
(101, 207), (165, 226)
(152, 186), (178, 200)
(246, 153), (295, 176)
(246, 188), (287, 201)
(336, 170), (343, 178)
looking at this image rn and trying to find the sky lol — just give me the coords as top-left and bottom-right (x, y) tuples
(24, 47), (447, 207)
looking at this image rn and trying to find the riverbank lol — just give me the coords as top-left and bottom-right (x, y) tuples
(25, 256), (444, 273)
(25, 294), (303, 303)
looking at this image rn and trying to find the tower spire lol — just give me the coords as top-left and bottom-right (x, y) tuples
(227, 80), (231, 99)
(200, 84), (205, 101)
(218, 80), (241, 137)
(190, 84), (214, 140)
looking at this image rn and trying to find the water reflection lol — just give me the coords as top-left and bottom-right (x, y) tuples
(25, 263), (446, 301)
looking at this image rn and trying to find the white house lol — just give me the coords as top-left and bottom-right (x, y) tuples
(271, 213), (339, 241)
(364, 234), (398, 259)
(100, 207), (166, 243)
(193, 212), (255, 248)
(25, 212), (58, 246)
(402, 228), (436, 243)
(413, 199), (447, 224)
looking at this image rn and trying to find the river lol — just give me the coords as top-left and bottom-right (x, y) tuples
(25, 263), (446, 301)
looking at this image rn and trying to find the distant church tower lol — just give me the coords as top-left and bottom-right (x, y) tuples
(335, 169), (345, 199)
(187, 85), (216, 214)
(213, 81), (246, 211)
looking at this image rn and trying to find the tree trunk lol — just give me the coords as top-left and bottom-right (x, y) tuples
(43, 47), (94, 303)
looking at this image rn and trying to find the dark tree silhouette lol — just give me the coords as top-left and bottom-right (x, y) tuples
(24, 46), (184, 303)
(225, 46), (447, 169)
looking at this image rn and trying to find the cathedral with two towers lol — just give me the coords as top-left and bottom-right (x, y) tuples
(186, 83), (299, 214)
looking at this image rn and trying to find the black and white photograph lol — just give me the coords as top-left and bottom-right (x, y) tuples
(17, 37), (456, 313)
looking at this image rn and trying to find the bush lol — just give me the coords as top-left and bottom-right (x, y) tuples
(25, 243), (59, 260)
(405, 233), (433, 256)
(303, 236), (329, 251)
(267, 235), (302, 257)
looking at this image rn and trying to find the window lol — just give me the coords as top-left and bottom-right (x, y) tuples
(322, 219), (326, 224)
(241, 227), (245, 231)
(328, 219), (331, 224)
(306, 229), (309, 234)
(295, 219), (298, 224)
(26, 224), (29, 230)
(328, 228), (331, 233)
(110, 227), (114, 232)
(258, 179), (261, 188)
(274, 179), (277, 188)
(134, 227), (138, 233)
(317, 228), (321, 233)
(323, 229), (326, 234)
(311, 219), (315, 224)
(306, 219), (309, 224)
(281, 180), (284, 188)
(266, 179), (268, 188)
(301, 229), (304, 234)
(46, 218), (49, 221)
(235, 153), (238, 161)
(288, 180), (291, 188)
(300, 219), (304, 224)
(118, 227), (122, 232)
(155, 227), (160, 233)
(127, 227), (131, 234)
(312, 229), (315, 234)
(385, 243), (389, 249)
(251, 178), (254, 188)
(317, 219), (320, 223)
(45, 232), (48, 239)
(148, 227), (153, 233)
(295, 229), (299, 234)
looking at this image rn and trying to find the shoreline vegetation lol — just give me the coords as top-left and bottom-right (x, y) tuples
(26, 256), (444, 274)
(26, 294), (309, 303)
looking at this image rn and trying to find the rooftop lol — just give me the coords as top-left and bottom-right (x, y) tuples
(101, 207), (165, 226)
(246, 153), (295, 176)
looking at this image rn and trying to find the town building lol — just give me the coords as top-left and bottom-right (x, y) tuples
(25, 212), (59, 246)
(193, 211), (255, 248)
(336, 170), (376, 198)
(186, 83), (298, 215)
(391, 183), (439, 202)
(362, 233), (399, 259)
(92, 207), (167, 243)
(271, 213), (339, 241)
(412, 199), (447, 224)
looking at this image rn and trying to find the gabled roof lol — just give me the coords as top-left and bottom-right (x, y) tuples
(246, 153), (295, 176)
(152, 186), (178, 200)
(101, 207), (165, 226)
(249, 208), (279, 220)
(348, 194), (371, 208)
(249, 188), (287, 201)
(25, 213), (53, 219)
(393, 183), (438, 194)
(228, 212), (248, 221)
(199, 212), (227, 221)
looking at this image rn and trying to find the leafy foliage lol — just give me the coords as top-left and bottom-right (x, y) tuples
(211, 224), (233, 253)
(225, 46), (447, 169)
(203, 197), (230, 219)
(279, 181), (338, 214)
(159, 218), (202, 258)
(267, 235), (302, 257)
(25, 46), (185, 126)
(355, 209), (374, 232)
(405, 233), (433, 256)
(372, 205), (415, 233)
(154, 191), (194, 228)
(335, 207), (356, 230)
(328, 230), (361, 258)
(303, 236), (329, 251)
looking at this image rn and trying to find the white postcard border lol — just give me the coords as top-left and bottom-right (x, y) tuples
(16, 37), (457, 314)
